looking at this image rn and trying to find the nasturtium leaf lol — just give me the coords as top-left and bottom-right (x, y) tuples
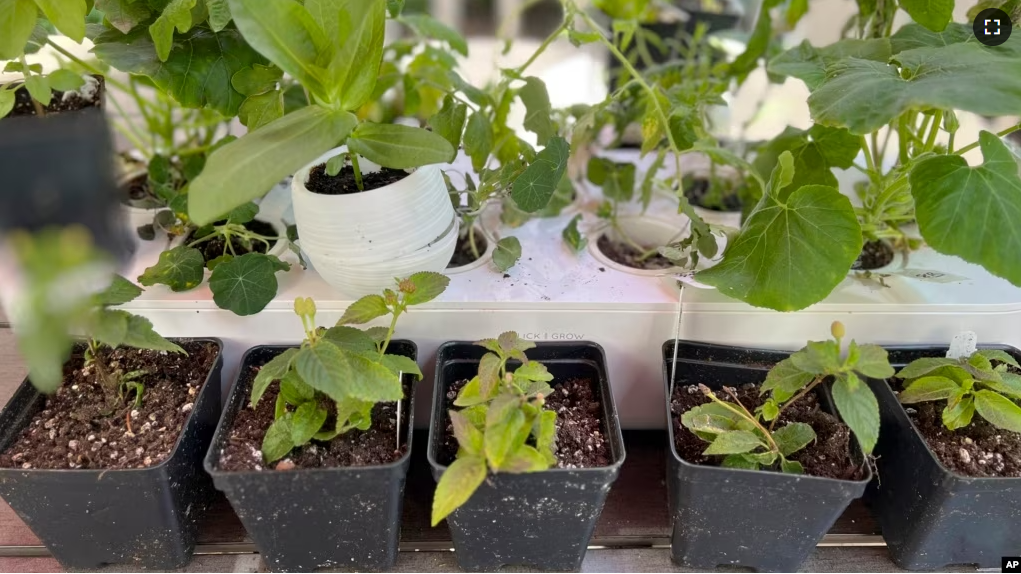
(832, 375), (880, 454)
(138, 246), (205, 292)
(291, 401), (328, 445)
(227, 0), (330, 102)
(380, 353), (421, 379)
(761, 357), (814, 401)
(703, 430), (765, 455)
(95, 275), (143, 307)
(910, 132), (1021, 287)
(899, 376), (960, 404)
(322, 326), (376, 353)
(403, 271), (450, 306)
(772, 422), (816, 456)
(896, 357), (959, 380)
(769, 38), (892, 90)
(974, 389), (1021, 432)
(511, 137), (569, 213)
(238, 90), (284, 130)
(338, 294), (389, 325)
(562, 214), (587, 253)
(696, 153), (862, 311)
(809, 43), (1021, 134)
(347, 123), (454, 169)
(400, 14), (467, 56)
(149, 0), (199, 62)
(262, 415), (295, 463)
(251, 347), (299, 406)
(34, 0), (87, 43)
(975, 349), (1021, 369)
(92, 25), (264, 117)
(493, 236), (522, 273)
(519, 77), (555, 146)
(429, 95), (467, 162)
(209, 253), (282, 316)
(431, 455), (486, 525)
(898, 0), (953, 33)
(187, 107), (357, 224)
(0, 0), (37, 61)
(853, 344), (895, 379)
(95, 0), (152, 34)
(450, 410), (484, 454)
(464, 111), (494, 172)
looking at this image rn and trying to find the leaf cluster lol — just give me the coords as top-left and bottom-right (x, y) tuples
(431, 331), (557, 525)
(897, 349), (1021, 433)
(682, 322), (893, 473)
(252, 272), (449, 464)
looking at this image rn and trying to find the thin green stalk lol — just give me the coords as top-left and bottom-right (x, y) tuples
(923, 110), (942, 152)
(706, 387), (781, 454)
(20, 55), (45, 116)
(860, 136), (877, 181)
(350, 154), (365, 191)
(378, 306), (402, 359)
(513, 20), (568, 76)
(955, 123), (1021, 155)
(768, 376), (824, 432)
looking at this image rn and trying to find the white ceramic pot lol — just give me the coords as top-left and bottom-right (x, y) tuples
(589, 216), (688, 277)
(292, 147), (457, 296)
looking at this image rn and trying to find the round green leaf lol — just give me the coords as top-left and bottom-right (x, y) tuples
(973, 389), (1021, 433)
(138, 246), (205, 292)
(511, 137), (570, 213)
(493, 236), (522, 273)
(209, 253), (281, 316)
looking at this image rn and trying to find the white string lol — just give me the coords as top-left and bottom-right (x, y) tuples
(396, 371), (403, 452)
(669, 284), (684, 400)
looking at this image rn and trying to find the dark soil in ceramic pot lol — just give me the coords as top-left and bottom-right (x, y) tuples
(851, 240), (895, 271)
(186, 219), (279, 263)
(306, 162), (410, 194)
(0, 339), (224, 569)
(428, 341), (625, 572)
(662, 341), (872, 572)
(683, 177), (742, 213)
(204, 342), (419, 572)
(866, 344), (1021, 570)
(447, 226), (489, 268)
(120, 172), (164, 210)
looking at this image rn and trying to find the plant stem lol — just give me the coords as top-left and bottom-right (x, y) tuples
(954, 122), (1021, 155)
(769, 376), (824, 432)
(468, 224), (481, 260)
(378, 306), (402, 359)
(923, 110), (942, 152)
(709, 387), (781, 454)
(513, 20), (568, 77)
(860, 136), (877, 183)
(350, 154), (365, 191)
(20, 56), (46, 116)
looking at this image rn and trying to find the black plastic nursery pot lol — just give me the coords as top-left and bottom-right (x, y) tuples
(0, 338), (224, 569)
(866, 344), (1021, 570)
(662, 341), (872, 572)
(428, 341), (626, 572)
(204, 341), (418, 572)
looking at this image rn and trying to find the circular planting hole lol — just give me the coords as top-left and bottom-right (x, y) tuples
(120, 173), (162, 210)
(188, 219), (279, 264)
(683, 177), (742, 213)
(306, 162), (409, 195)
(852, 240), (895, 271)
(595, 232), (674, 271)
(447, 227), (489, 269)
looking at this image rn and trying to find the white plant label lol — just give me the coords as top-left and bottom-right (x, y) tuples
(947, 331), (978, 359)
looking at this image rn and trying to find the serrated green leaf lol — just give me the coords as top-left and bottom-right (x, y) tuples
(897, 357), (959, 380)
(943, 392), (975, 430)
(772, 422), (816, 456)
(322, 326), (376, 353)
(429, 95), (467, 162)
(536, 409), (556, 465)
(832, 374), (880, 454)
(280, 371), (315, 404)
(514, 361), (552, 383)
(464, 111), (494, 172)
(209, 253), (281, 316)
(562, 214), (586, 253)
(899, 0), (953, 32)
(185, 107), (357, 225)
(975, 349), (1021, 369)
(809, 44), (1021, 135)
(500, 444), (549, 472)
(92, 25), (264, 118)
(982, 372), (1021, 400)
(484, 399), (526, 468)
(911, 133), (1021, 287)
(703, 430), (765, 455)
(149, 0), (199, 62)
(450, 409), (484, 454)
(454, 376), (491, 407)
(431, 455), (486, 525)
(338, 294), (389, 325)
(91, 309), (129, 348)
(762, 357), (815, 401)
(681, 402), (742, 435)
(696, 153), (861, 311)
(380, 353), (421, 379)
(403, 271), (450, 305)
(291, 400), (328, 445)
(478, 353), (502, 397)
(780, 458), (804, 474)
(138, 246), (205, 292)
(205, 0), (231, 31)
(721, 454), (760, 470)
(494, 236), (522, 272)
(973, 389), (1021, 433)
(768, 38), (891, 90)
(347, 123), (454, 169)
(791, 340), (842, 375)
(400, 13), (467, 56)
(251, 349), (297, 406)
(899, 375), (960, 404)
(853, 344), (895, 379)
(262, 415), (295, 463)
(95, 275), (143, 307)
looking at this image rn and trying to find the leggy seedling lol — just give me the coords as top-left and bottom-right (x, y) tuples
(681, 322), (894, 473)
(250, 272), (450, 465)
(897, 349), (1021, 433)
(431, 332), (557, 525)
